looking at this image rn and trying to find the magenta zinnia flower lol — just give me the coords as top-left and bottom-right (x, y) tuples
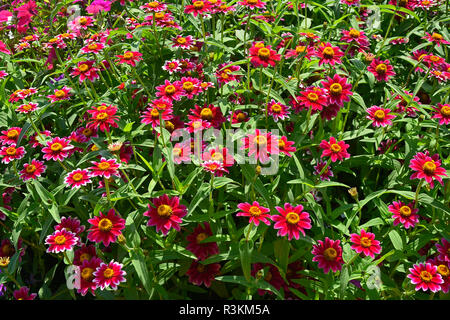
(319, 137), (350, 162)
(115, 51), (143, 67)
(267, 100), (290, 122)
(16, 102), (39, 114)
(93, 260), (127, 290)
(315, 42), (344, 66)
(297, 87), (328, 112)
(13, 287), (37, 300)
(427, 257), (450, 293)
(350, 229), (382, 258)
(45, 229), (79, 253)
(277, 136), (296, 157)
(249, 42), (281, 68)
(0, 127), (22, 145)
(0, 144), (26, 164)
(19, 159), (46, 181)
(64, 169), (92, 189)
(366, 105), (396, 127)
(186, 223), (220, 260)
(321, 74), (353, 106)
(89, 157), (121, 179)
(144, 194), (188, 235)
(272, 203), (311, 240)
(236, 201), (272, 226)
(368, 58), (396, 82)
(87, 209), (125, 247)
(312, 237), (344, 274)
(314, 160), (333, 181)
(241, 129), (279, 164)
(78, 257), (102, 296)
(407, 263), (443, 292)
(409, 151), (447, 188)
(436, 238), (450, 263)
(186, 260), (221, 287)
(432, 103), (450, 125)
(42, 137), (74, 161)
(388, 201), (420, 229)
(423, 32), (450, 47)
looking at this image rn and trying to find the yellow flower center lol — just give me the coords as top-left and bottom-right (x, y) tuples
(54, 90), (66, 98)
(440, 106), (450, 117)
(211, 152), (223, 161)
(151, 108), (160, 118)
(271, 104), (282, 113)
(157, 204), (172, 218)
(307, 92), (319, 102)
(399, 205), (412, 217)
(98, 218), (113, 232)
(420, 270), (433, 282)
(330, 83), (342, 95)
(236, 112), (246, 121)
(148, 1), (159, 7)
(79, 64), (89, 72)
(322, 47), (335, 58)
(177, 37), (187, 44)
(278, 139), (285, 149)
(0, 257), (10, 268)
(123, 52), (134, 60)
(373, 109), (386, 121)
(295, 45), (306, 53)
(79, 17), (88, 25)
(249, 206), (262, 217)
(80, 253), (91, 262)
(257, 48), (270, 59)
(247, 0), (258, 4)
(25, 35), (33, 41)
(81, 267), (94, 281)
(375, 63), (387, 74)
(165, 85), (176, 94)
(193, 1), (205, 9)
(254, 135), (267, 146)
(91, 145), (99, 152)
(196, 232), (207, 243)
(72, 173), (84, 182)
(88, 43), (98, 50)
(54, 235), (67, 245)
(431, 33), (443, 41)
(360, 237), (372, 248)
(437, 264), (450, 277)
(51, 142), (63, 151)
(349, 29), (361, 38)
(286, 212), (300, 224)
(7, 130), (19, 138)
(155, 12), (165, 19)
(25, 164), (36, 173)
(422, 161), (436, 175)
(103, 268), (114, 279)
(98, 162), (111, 170)
(330, 143), (341, 153)
(323, 248), (337, 261)
(200, 108), (213, 120)
(165, 121), (175, 132)
(96, 112), (108, 120)
(82, 128), (93, 137)
(183, 81), (194, 92)
(6, 147), (17, 155)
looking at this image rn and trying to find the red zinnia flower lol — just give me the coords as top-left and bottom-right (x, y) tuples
(366, 105), (396, 127)
(93, 260), (127, 290)
(241, 129), (279, 163)
(436, 238), (450, 263)
(423, 32), (450, 47)
(172, 35), (194, 49)
(312, 237), (344, 273)
(0, 127), (22, 145)
(297, 87), (328, 112)
(55, 216), (85, 237)
(70, 60), (99, 83)
(202, 147), (234, 168)
(249, 42), (281, 68)
(315, 42), (344, 66)
(427, 257), (450, 293)
(172, 142), (192, 164)
(0, 144), (26, 164)
(321, 74), (353, 106)
(368, 58), (396, 82)
(81, 42), (105, 54)
(350, 229), (382, 258)
(64, 168), (92, 189)
(45, 229), (79, 253)
(238, 0), (266, 9)
(87, 103), (119, 132)
(163, 59), (181, 74)
(89, 157), (121, 179)
(272, 203), (311, 240)
(115, 51), (143, 67)
(184, 0), (212, 16)
(144, 194), (188, 235)
(186, 260), (221, 287)
(141, 106), (173, 128)
(216, 63), (241, 85)
(20, 159), (46, 181)
(74, 244), (98, 266)
(237, 201), (272, 226)
(319, 137), (350, 162)
(188, 104), (226, 129)
(341, 28), (369, 48)
(87, 209), (125, 247)
(230, 110), (249, 124)
(432, 103), (450, 125)
(78, 257), (102, 296)
(155, 80), (184, 101)
(16, 102), (39, 114)
(267, 99), (290, 122)
(42, 137), (74, 161)
(13, 287), (37, 300)
(186, 222), (220, 260)
(388, 201), (420, 229)
(277, 136), (296, 157)
(179, 76), (201, 99)
(201, 160), (228, 176)
(409, 151), (447, 188)
(407, 263), (443, 292)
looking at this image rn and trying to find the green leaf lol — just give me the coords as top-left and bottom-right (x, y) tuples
(389, 230), (403, 251)
(130, 249), (155, 298)
(339, 265), (350, 299)
(239, 238), (254, 283)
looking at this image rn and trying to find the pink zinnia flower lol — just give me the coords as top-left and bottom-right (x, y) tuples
(186, 223), (219, 260)
(427, 257), (450, 293)
(55, 216), (85, 237)
(237, 201), (272, 226)
(249, 42), (281, 68)
(87, 209), (125, 247)
(16, 102), (39, 114)
(13, 287), (37, 300)
(86, 103), (119, 132)
(436, 238), (450, 262)
(202, 147), (234, 167)
(277, 136), (296, 157)
(423, 32), (450, 47)
(78, 257), (102, 296)
(366, 105), (396, 127)
(81, 42), (105, 54)
(89, 157), (121, 179)
(272, 203), (312, 240)
(407, 263), (443, 292)
(368, 58), (396, 82)
(172, 35), (194, 49)
(201, 160), (228, 176)
(0, 127), (22, 145)
(144, 194), (188, 235)
(388, 201), (420, 229)
(64, 169), (92, 188)
(70, 61), (99, 83)
(297, 87), (328, 112)
(0, 144), (26, 164)
(319, 137), (350, 162)
(115, 51), (143, 67)
(188, 104), (226, 129)
(155, 80), (184, 101)
(186, 260), (221, 287)
(239, 0), (266, 9)
(315, 42), (344, 66)
(42, 137), (74, 161)
(86, 0), (112, 14)
(93, 260), (127, 290)
(350, 229), (382, 258)
(141, 106), (173, 128)
(216, 63), (241, 84)
(341, 28), (369, 48)
(432, 103), (450, 125)
(267, 100), (290, 122)
(409, 151), (447, 188)
(314, 161), (333, 181)
(172, 142), (191, 164)
(184, 0), (212, 16)
(163, 60), (181, 74)
(45, 229), (79, 253)
(321, 74), (353, 106)
(19, 159), (46, 181)
(312, 237), (344, 273)
(74, 244), (98, 266)
(141, 1), (168, 12)
(241, 129), (279, 164)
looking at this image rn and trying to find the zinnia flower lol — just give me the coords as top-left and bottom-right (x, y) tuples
(315, 42), (344, 66)
(427, 257), (450, 293)
(144, 194), (188, 235)
(0, 127), (23, 145)
(93, 260), (127, 290)
(13, 287), (37, 300)
(432, 103), (450, 125)
(312, 237), (344, 273)
(186, 260), (221, 287)
(319, 137), (350, 162)
(436, 238), (450, 262)
(409, 151), (447, 188)
(297, 87), (328, 112)
(64, 169), (92, 188)
(89, 157), (121, 179)
(19, 159), (46, 181)
(350, 229), (382, 258)
(366, 105), (396, 127)
(45, 229), (79, 253)
(249, 42), (281, 68)
(423, 32), (450, 47)
(267, 100), (290, 122)
(272, 203), (311, 240)
(186, 223), (219, 260)
(16, 102), (39, 114)
(115, 51), (143, 67)
(0, 144), (26, 164)
(42, 137), (74, 161)
(388, 201), (420, 229)
(368, 58), (396, 82)
(87, 209), (125, 247)
(321, 74), (353, 106)
(236, 201), (272, 226)
(407, 263), (443, 292)
(78, 257), (102, 296)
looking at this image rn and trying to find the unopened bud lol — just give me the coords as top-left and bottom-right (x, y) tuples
(256, 165), (262, 175)
(117, 233), (126, 245)
(348, 187), (358, 200)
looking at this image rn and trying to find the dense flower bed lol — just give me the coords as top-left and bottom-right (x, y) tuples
(0, 0), (449, 300)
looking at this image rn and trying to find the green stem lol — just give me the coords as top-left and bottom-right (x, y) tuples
(245, 222), (254, 242)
